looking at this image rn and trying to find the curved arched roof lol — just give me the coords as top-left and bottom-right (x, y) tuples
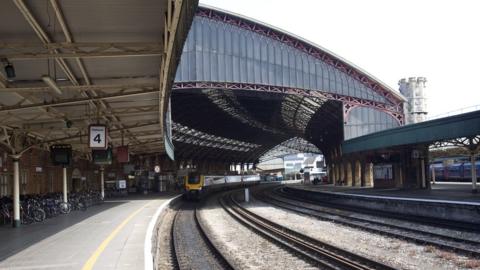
(192, 4), (405, 105)
(170, 5), (405, 163)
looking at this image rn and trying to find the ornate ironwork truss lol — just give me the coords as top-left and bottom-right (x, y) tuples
(196, 6), (404, 108)
(0, 85), (158, 113)
(171, 122), (261, 152)
(430, 135), (480, 153)
(172, 82), (404, 125)
(0, 42), (163, 59)
(281, 95), (326, 132)
(259, 137), (321, 162)
(202, 89), (283, 134)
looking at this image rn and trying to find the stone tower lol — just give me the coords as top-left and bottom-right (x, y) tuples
(398, 77), (427, 124)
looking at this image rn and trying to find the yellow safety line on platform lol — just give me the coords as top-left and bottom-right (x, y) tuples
(81, 201), (154, 270)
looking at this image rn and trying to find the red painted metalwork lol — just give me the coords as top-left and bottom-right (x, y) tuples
(196, 6), (404, 109)
(343, 103), (357, 122)
(172, 81), (404, 125)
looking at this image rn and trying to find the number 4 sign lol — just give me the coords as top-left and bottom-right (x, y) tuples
(89, 125), (108, 149)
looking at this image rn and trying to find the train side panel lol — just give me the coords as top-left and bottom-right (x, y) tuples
(184, 174), (260, 200)
(431, 161), (480, 182)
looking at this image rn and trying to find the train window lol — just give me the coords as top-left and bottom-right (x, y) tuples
(188, 174), (200, 184)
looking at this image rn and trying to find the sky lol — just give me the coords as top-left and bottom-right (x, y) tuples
(200, 0), (480, 118)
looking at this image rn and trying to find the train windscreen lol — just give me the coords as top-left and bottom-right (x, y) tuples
(187, 173), (200, 184)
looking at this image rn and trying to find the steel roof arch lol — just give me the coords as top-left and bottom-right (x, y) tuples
(196, 4), (406, 105)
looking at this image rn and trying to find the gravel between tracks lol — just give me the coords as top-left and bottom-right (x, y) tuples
(278, 187), (480, 243)
(199, 195), (319, 270)
(243, 195), (480, 270)
(154, 204), (178, 270)
(173, 204), (225, 270)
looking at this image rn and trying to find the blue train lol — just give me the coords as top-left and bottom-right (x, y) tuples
(430, 156), (480, 182)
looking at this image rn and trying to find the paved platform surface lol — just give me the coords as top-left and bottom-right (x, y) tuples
(293, 182), (480, 204)
(0, 193), (177, 270)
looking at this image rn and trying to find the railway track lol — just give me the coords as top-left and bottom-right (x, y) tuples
(282, 186), (480, 232)
(257, 186), (480, 259)
(220, 192), (396, 270)
(171, 202), (235, 270)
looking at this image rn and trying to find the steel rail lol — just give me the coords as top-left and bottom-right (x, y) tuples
(172, 205), (235, 270)
(220, 192), (396, 270)
(268, 187), (480, 258)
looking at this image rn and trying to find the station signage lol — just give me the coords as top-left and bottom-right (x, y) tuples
(92, 147), (113, 165)
(118, 180), (127, 189)
(89, 125), (108, 149)
(50, 144), (72, 166)
(116, 146), (129, 163)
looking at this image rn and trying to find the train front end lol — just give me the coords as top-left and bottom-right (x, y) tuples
(184, 173), (204, 200)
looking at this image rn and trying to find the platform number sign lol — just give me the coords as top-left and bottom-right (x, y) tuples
(89, 125), (108, 149)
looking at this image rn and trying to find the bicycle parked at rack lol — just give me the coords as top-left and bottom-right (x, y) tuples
(0, 190), (103, 226)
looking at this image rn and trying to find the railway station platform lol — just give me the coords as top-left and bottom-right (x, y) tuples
(292, 182), (480, 203)
(0, 193), (177, 270)
(284, 182), (480, 225)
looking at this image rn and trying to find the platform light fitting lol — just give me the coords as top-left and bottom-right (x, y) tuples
(5, 63), (15, 78)
(41, 75), (63, 96)
(65, 119), (73, 128)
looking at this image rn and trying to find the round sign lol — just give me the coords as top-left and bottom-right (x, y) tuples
(154, 165), (161, 173)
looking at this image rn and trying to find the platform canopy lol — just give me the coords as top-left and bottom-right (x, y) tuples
(342, 110), (480, 154)
(0, 0), (197, 158)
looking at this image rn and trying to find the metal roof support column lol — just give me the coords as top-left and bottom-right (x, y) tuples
(100, 166), (105, 199)
(63, 167), (68, 203)
(431, 166), (436, 185)
(11, 154), (21, 227)
(470, 154), (477, 193)
(420, 158), (426, 189)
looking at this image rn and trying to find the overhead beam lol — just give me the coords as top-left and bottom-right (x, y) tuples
(1, 51), (163, 60)
(0, 83), (157, 93)
(2, 110), (158, 126)
(0, 42), (164, 59)
(0, 88), (158, 113)
(13, 0), (79, 85)
(41, 121), (160, 144)
(1, 42), (164, 49)
(46, 0), (158, 147)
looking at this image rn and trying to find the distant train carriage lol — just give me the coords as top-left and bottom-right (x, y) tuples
(430, 157), (480, 182)
(182, 172), (260, 200)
